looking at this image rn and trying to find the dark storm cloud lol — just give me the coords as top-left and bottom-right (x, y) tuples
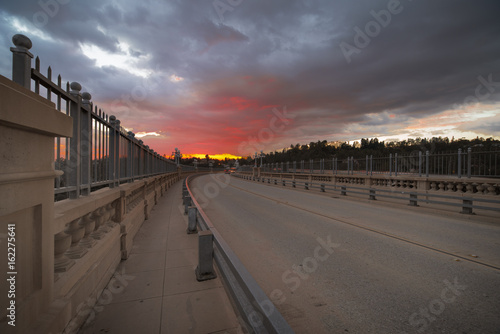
(0, 0), (499, 154)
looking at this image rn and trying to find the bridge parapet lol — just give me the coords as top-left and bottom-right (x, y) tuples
(0, 35), (198, 333)
(241, 170), (499, 196)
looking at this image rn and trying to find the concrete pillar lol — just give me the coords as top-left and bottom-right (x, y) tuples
(187, 206), (197, 234)
(183, 195), (191, 214)
(195, 231), (217, 281)
(10, 34), (33, 89)
(0, 73), (72, 332)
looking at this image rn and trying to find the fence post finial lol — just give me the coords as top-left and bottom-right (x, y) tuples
(82, 92), (92, 107)
(10, 34), (33, 89)
(70, 82), (82, 96)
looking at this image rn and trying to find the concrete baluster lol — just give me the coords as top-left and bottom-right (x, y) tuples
(90, 208), (105, 239)
(106, 202), (117, 226)
(78, 213), (97, 248)
(54, 232), (75, 273)
(64, 218), (88, 259)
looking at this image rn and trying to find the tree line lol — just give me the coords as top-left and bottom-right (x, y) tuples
(260, 137), (500, 164)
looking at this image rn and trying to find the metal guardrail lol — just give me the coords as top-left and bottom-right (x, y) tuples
(234, 174), (500, 215)
(183, 175), (294, 334)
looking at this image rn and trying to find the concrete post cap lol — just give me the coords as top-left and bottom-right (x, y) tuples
(12, 34), (32, 50)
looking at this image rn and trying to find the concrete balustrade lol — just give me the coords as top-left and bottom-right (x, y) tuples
(243, 169), (499, 196)
(0, 71), (199, 333)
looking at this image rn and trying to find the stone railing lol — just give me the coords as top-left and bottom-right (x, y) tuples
(52, 172), (184, 333)
(0, 72), (195, 333)
(242, 169), (499, 196)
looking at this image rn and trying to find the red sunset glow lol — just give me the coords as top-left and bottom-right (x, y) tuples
(2, 1), (499, 159)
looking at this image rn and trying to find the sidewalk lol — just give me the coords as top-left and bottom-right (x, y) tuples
(78, 180), (242, 334)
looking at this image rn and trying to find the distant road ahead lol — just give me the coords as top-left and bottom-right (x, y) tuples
(190, 174), (500, 334)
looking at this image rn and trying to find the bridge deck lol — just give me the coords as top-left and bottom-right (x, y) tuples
(78, 180), (241, 334)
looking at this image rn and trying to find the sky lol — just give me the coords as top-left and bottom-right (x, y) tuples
(1, 0), (499, 158)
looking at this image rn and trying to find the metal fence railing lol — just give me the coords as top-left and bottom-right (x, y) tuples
(9, 34), (184, 200)
(253, 149), (499, 178)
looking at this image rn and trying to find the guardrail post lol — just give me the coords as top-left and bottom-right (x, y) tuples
(321, 184), (325, 192)
(196, 230), (217, 281)
(183, 195), (191, 214)
(282, 180), (286, 186)
(10, 34), (33, 89)
(292, 180), (296, 188)
(409, 193), (419, 206)
(305, 182), (309, 190)
(187, 206), (197, 234)
(274, 179), (277, 185)
(341, 186), (347, 196)
(461, 199), (474, 215)
(369, 189), (376, 200)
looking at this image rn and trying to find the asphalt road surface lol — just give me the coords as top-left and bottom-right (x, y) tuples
(189, 174), (500, 334)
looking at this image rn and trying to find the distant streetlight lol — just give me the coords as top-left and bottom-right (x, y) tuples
(172, 148), (182, 166)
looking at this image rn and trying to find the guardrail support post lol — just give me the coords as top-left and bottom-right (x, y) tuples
(196, 230), (217, 281)
(341, 186), (347, 196)
(305, 182), (309, 190)
(321, 184), (325, 192)
(282, 180), (286, 186)
(461, 199), (474, 215)
(292, 180), (296, 188)
(409, 193), (419, 206)
(187, 206), (197, 234)
(183, 195), (191, 214)
(369, 189), (376, 200)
